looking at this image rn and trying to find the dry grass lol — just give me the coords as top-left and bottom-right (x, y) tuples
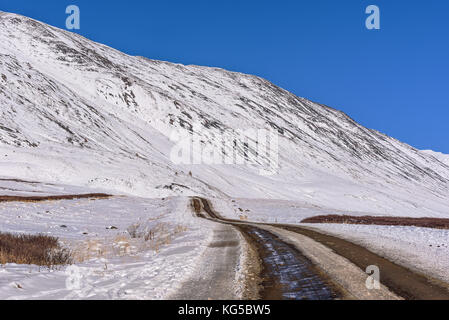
(301, 215), (449, 230)
(72, 239), (104, 262)
(74, 222), (189, 261)
(174, 224), (188, 234)
(0, 232), (72, 267)
(0, 193), (111, 203)
(112, 235), (134, 256)
(138, 223), (188, 253)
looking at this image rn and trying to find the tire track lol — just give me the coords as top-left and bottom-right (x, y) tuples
(195, 198), (449, 300)
(191, 197), (343, 300)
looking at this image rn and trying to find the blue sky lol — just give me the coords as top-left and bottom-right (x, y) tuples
(1, 0), (448, 153)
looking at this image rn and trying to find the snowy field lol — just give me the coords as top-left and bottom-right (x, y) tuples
(214, 197), (363, 224)
(0, 191), (217, 300)
(0, 177), (111, 197)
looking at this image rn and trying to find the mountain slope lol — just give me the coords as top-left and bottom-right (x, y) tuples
(0, 11), (448, 216)
(422, 150), (449, 167)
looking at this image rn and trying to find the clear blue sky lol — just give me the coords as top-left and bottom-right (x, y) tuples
(1, 0), (448, 153)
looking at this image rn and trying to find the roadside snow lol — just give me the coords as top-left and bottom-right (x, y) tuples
(0, 195), (215, 300)
(307, 224), (449, 284)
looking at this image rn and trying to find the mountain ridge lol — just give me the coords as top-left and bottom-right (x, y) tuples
(0, 11), (448, 217)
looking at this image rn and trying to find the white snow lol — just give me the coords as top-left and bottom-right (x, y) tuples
(422, 150), (449, 167)
(0, 192), (215, 300)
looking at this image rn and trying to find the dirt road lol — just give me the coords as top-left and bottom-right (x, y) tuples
(168, 223), (242, 300)
(187, 197), (449, 300)
(183, 198), (343, 300)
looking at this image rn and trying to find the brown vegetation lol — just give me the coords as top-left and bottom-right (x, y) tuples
(0, 232), (72, 267)
(0, 193), (112, 203)
(74, 222), (189, 262)
(301, 215), (449, 230)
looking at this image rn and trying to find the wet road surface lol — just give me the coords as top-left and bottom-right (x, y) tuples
(239, 225), (339, 300)
(192, 197), (342, 300)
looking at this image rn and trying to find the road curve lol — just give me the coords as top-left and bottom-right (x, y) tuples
(191, 197), (343, 300)
(197, 197), (449, 300)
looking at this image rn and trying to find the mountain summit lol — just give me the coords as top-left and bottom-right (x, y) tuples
(0, 12), (448, 216)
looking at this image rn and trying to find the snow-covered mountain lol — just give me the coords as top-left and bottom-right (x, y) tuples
(422, 150), (449, 167)
(0, 11), (448, 217)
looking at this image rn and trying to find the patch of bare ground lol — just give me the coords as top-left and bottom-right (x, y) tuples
(301, 215), (449, 230)
(0, 232), (72, 267)
(0, 193), (112, 203)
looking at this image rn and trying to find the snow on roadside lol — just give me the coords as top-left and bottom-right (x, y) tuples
(0, 195), (215, 300)
(212, 197), (449, 285)
(303, 224), (449, 285)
